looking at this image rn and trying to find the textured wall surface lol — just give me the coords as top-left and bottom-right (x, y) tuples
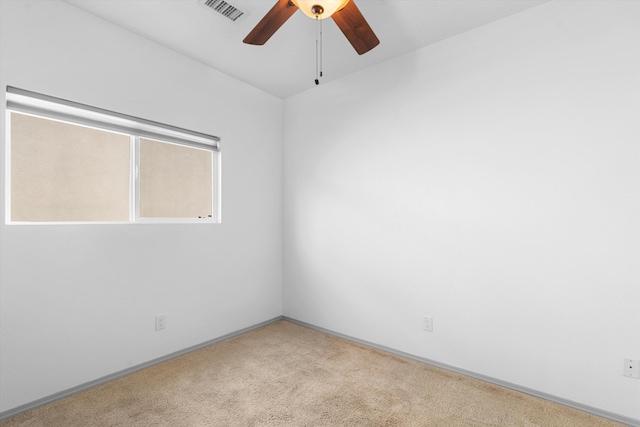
(0, 0), (283, 412)
(284, 1), (640, 420)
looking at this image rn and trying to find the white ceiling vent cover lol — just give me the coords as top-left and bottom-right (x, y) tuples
(200, 0), (245, 22)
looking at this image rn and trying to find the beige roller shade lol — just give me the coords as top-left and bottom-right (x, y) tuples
(10, 112), (131, 222)
(139, 138), (213, 219)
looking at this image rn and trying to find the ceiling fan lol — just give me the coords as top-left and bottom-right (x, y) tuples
(243, 0), (380, 55)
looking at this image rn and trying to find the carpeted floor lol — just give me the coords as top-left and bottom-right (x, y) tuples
(0, 320), (625, 426)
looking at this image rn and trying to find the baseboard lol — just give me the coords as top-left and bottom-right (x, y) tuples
(3, 315), (638, 426)
(0, 316), (285, 422)
(283, 317), (640, 427)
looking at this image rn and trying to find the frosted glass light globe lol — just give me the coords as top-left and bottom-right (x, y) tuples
(291, 0), (351, 19)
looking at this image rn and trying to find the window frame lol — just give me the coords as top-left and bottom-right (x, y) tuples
(5, 86), (221, 225)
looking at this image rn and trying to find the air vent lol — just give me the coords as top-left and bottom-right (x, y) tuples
(201, 0), (245, 22)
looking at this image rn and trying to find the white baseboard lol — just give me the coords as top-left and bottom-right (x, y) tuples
(0, 316), (284, 422)
(2, 315), (638, 426)
(283, 316), (640, 427)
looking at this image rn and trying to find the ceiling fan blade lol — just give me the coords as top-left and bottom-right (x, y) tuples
(243, 0), (299, 45)
(331, 0), (379, 55)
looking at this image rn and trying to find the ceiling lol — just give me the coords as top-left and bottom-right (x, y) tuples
(64, 0), (549, 99)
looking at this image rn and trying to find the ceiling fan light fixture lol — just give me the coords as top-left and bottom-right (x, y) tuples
(291, 0), (350, 19)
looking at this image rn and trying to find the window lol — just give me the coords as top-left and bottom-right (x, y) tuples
(5, 87), (220, 224)
(139, 137), (213, 219)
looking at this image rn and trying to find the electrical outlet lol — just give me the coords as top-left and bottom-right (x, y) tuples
(422, 316), (433, 332)
(155, 314), (167, 331)
(623, 358), (639, 379)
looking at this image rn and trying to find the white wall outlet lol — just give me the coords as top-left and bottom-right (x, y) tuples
(422, 316), (433, 332)
(623, 358), (639, 379)
(155, 314), (167, 331)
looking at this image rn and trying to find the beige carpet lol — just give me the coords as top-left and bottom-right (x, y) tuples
(0, 320), (624, 426)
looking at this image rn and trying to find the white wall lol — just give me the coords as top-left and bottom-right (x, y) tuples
(0, 0), (283, 413)
(284, 0), (640, 420)
(2, 0), (639, 421)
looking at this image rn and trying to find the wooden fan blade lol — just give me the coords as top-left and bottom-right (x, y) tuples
(331, 0), (379, 55)
(243, 0), (299, 45)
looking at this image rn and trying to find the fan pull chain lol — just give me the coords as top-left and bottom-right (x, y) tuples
(315, 16), (323, 85)
(320, 16), (323, 78)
